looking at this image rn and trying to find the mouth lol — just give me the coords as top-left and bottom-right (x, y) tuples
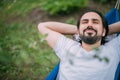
(86, 29), (94, 33)
(84, 29), (97, 37)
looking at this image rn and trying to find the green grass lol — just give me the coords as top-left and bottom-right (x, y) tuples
(0, 0), (58, 80)
(1, 0), (41, 17)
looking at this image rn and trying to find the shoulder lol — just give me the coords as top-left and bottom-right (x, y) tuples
(105, 35), (120, 46)
(54, 35), (80, 52)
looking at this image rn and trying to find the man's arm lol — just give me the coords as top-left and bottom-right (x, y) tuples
(38, 22), (77, 49)
(109, 21), (120, 35)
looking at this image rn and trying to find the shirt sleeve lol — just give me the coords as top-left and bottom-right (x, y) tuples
(108, 35), (120, 58)
(54, 35), (77, 59)
(114, 35), (120, 60)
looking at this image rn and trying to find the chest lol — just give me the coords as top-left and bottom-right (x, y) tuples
(61, 45), (119, 73)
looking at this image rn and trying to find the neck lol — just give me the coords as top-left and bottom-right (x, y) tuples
(81, 41), (101, 51)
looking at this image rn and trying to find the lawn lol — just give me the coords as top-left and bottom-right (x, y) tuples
(0, 0), (59, 80)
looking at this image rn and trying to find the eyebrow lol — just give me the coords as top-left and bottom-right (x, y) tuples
(81, 18), (100, 22)
(92, 18), (100, 22)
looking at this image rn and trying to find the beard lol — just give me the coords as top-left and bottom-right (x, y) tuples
(79, 27), (101, 44)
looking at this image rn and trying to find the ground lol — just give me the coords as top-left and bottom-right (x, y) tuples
(6, 0), (115, 25)
(26, 0), (115, 25)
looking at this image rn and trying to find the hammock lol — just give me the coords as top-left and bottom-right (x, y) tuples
(46, 0), (120, 80)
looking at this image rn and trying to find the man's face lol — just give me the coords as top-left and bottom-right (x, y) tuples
(79, 12), (106, 44)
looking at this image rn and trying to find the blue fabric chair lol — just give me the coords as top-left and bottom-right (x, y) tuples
(46, 8), (120, 80)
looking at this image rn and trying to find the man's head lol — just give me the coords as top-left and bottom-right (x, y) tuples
(77, 9), (109, 45)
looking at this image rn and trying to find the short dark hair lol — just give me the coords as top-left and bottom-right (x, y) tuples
(77, 9), (109, 45)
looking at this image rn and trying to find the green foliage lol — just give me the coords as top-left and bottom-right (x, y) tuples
(93, 47), (109, 63)
(65, 17), (77, 25)
(0, 0), (42, 18)
(0, 21), (58, 79)
(40, 0), (88, 15)
(0, 1), (59, 79)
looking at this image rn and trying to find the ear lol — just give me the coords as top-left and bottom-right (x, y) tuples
(102, 28), (106, 36)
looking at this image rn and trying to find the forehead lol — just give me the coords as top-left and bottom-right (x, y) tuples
(81, 12), (102, 21)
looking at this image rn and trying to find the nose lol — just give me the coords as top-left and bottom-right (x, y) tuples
(88, 21), (93, 26)
(87, 26), (93, 29)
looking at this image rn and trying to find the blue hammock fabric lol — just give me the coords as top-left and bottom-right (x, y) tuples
(46, 63), (60, 80)
(46, 8), (120, 80)
(105, 8), (120, 25)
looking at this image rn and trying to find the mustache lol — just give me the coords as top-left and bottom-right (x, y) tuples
(83, 26), (97, 33)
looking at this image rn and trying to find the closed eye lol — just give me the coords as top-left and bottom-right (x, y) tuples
(93, 21), (99, 24)
(82, 21), (88, 24)
(81, 19), (88, 24)
(92, 19), (100, 24)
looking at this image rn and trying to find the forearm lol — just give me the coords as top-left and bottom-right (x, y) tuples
(109, 21), (120, 35)
(38, 22), (78, 35)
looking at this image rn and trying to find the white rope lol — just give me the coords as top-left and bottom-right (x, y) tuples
(118, 0), (120, 9)
(115, 0), (120, 9)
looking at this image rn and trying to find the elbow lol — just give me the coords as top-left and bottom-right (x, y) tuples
(38, 22), (49, 35)
(38, 22), (43, 30)
(38, 22), (45, 33)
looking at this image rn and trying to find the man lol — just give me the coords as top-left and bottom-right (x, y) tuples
(38, 9), (120, 80)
